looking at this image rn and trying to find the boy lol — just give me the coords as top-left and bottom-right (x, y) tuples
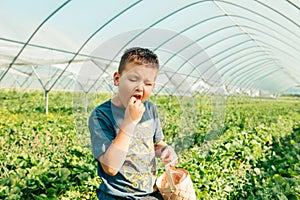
(89, 47), (178, 200)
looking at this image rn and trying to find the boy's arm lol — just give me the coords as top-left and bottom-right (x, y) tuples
(99, 97), (144, 176)
(98, 126), (133, 176)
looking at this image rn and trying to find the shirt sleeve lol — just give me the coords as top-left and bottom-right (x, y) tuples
(152, 103), (164, 143)
(88, 108), (114, 160)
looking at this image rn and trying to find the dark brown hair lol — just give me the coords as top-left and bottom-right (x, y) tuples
(118, 47), (159, 74)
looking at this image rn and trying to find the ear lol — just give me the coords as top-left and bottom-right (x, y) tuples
(113, 72), (120, 86)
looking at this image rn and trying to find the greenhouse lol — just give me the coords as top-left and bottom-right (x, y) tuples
(1, 1), (300, 199)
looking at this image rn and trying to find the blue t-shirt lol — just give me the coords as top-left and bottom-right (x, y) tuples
(89, 100), (164, 199)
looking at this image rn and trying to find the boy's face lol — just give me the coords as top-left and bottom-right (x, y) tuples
(114, 62), (157, 107)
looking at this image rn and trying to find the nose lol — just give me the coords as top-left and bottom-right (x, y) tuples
(135, 83), (144, 91)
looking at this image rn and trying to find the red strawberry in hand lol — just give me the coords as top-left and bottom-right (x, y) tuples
(132, 94), (142, 102)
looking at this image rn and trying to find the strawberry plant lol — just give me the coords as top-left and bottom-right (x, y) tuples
(1, 90), (299, 199)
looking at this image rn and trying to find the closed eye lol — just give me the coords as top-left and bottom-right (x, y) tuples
(145, 82), (154, 86)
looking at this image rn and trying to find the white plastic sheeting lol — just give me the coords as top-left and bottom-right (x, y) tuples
(1, 0), (300, 96)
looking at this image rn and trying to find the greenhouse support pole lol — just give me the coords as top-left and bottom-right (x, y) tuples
(45, 90), (49, 115)
(85, 92), (88, 115)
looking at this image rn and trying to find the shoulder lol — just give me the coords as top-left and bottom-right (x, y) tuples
(144, 100), (158, 111)
(144, 101), (159, 116)
(93, 99), (112, 113)
(95, 99), (111, 109)
(90, 100), (112, 118)
(144, 100), (156, 108)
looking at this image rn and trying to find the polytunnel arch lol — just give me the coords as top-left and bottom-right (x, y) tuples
(240, 67), (283, 91)
(1, 0), (300, 95)
(0, 0), (72, 82)
(229, 60), (275, 87)
(0, 0), (300, 112)
(215, 0), (300, 39)
(152, 16), (297, 94)
(220, 55), (277, 85)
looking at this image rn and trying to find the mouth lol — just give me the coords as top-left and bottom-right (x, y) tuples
(132, 94), (142, 100)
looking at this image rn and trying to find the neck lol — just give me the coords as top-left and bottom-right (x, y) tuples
(111, 95), (125, 108)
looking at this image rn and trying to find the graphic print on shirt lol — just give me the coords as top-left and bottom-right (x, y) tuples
(121, 118), (156, 194)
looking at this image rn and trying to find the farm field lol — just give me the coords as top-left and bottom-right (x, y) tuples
(0, 89), (299, 199)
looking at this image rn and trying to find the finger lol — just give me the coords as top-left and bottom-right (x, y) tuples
(141, 105), (145, 113)
(132, 97), (142, 105)
(135, 100), (145, 111)
(139, 102), (145, 110)
(164, 157), (178, 167)
(168, 159), (178, 167)
(134, 98), (141, 104)
(161, 149), (168, 159)
(129, 96), (137, 105)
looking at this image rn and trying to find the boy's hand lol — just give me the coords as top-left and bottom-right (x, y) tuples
(161, 145), (178, 166)
(126, 96), (145, 124)
(120, 96), (145, 136)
